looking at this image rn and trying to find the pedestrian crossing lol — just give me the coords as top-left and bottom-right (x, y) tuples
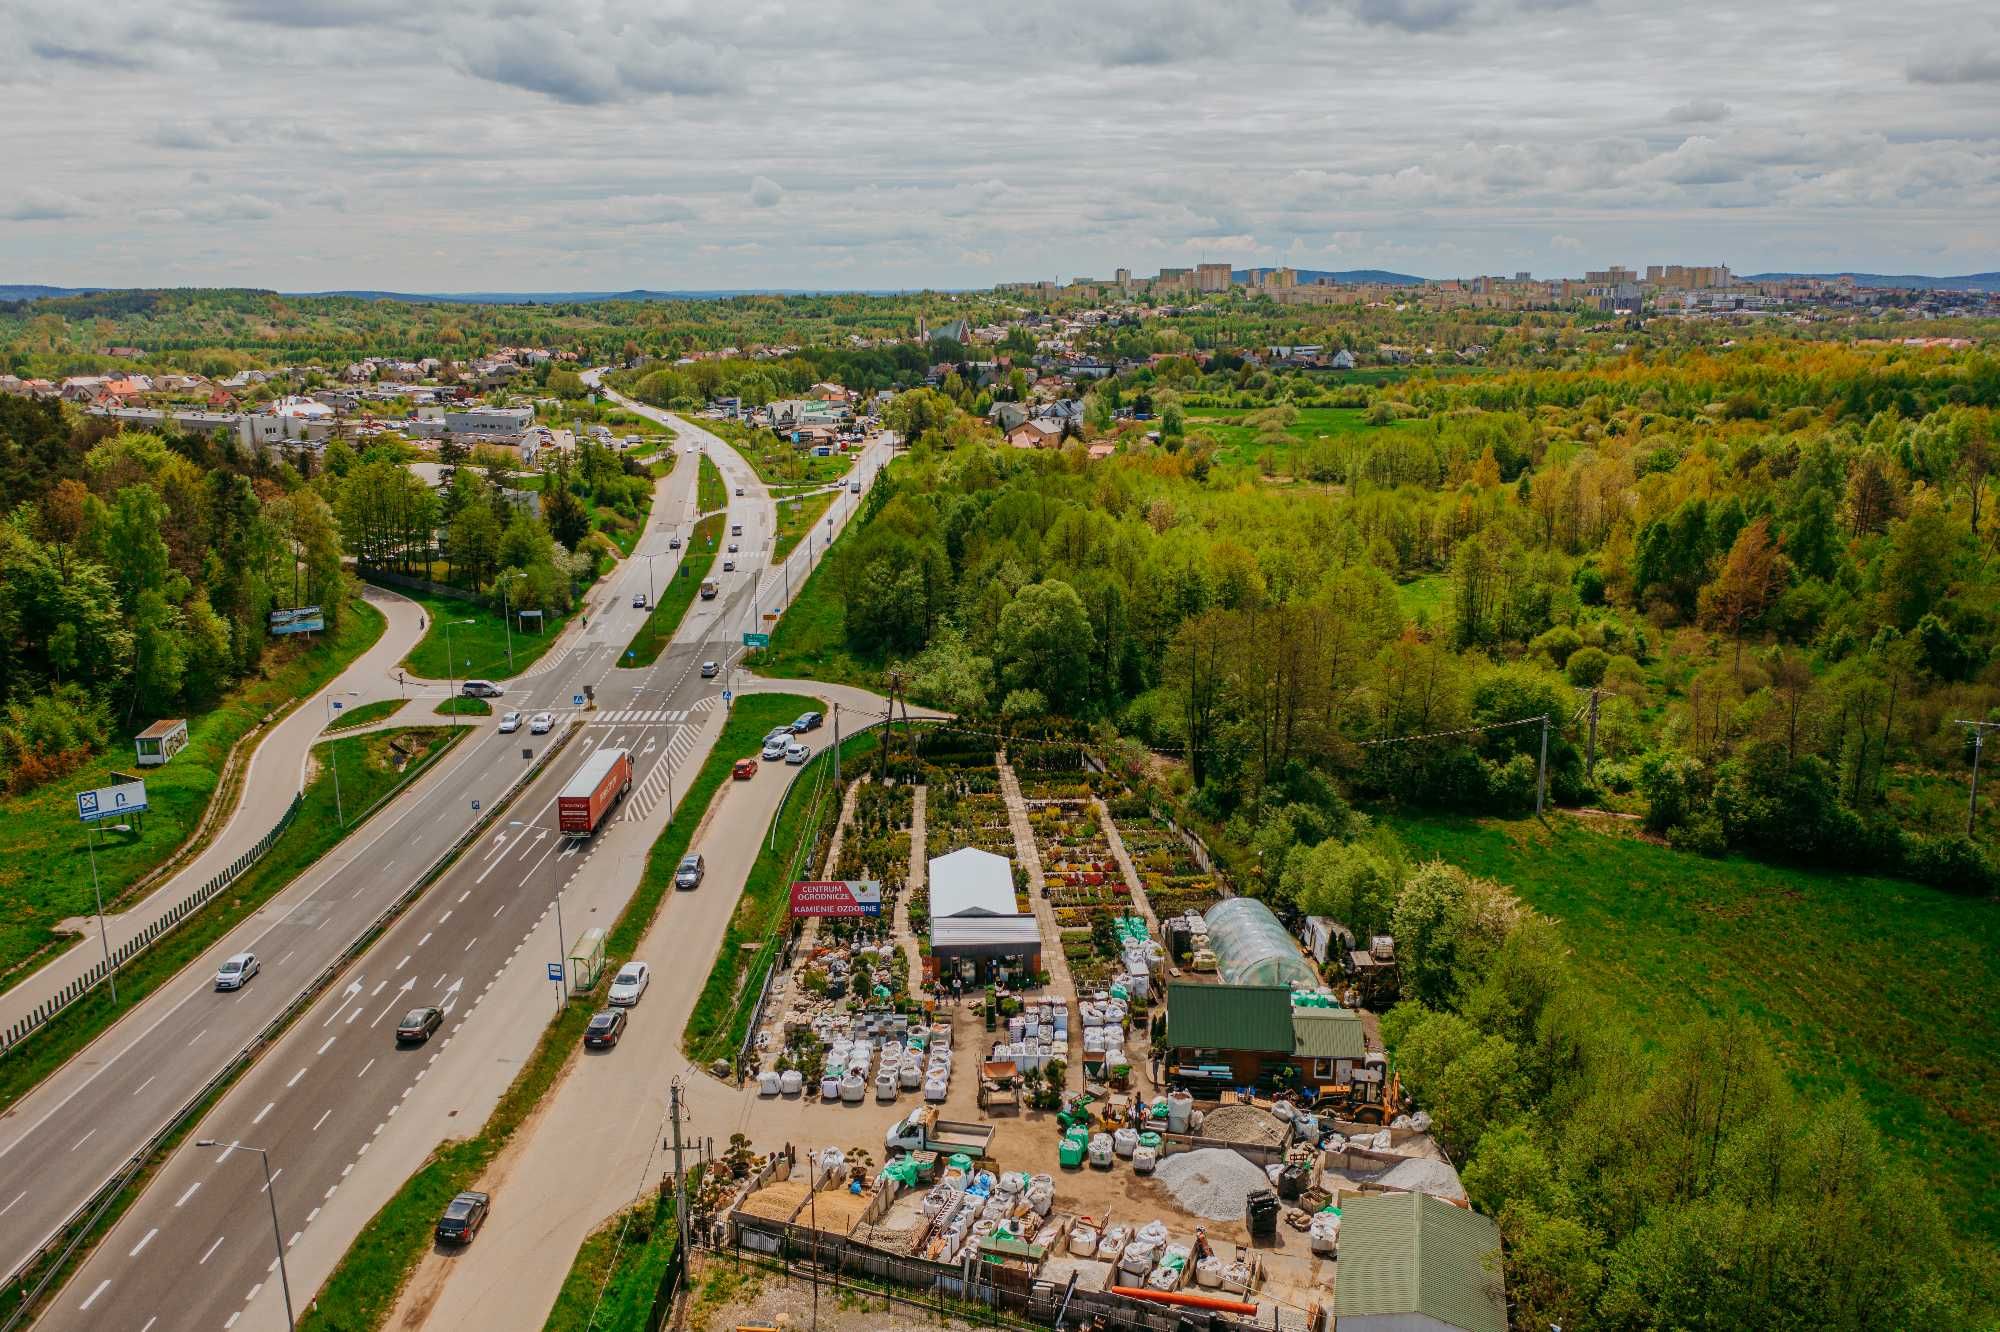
(592, 708), (693, 725)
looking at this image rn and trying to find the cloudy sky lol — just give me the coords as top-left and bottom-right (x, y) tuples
(3, 0), (1997, 291)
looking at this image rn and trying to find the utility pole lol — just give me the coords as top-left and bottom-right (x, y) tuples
(1535, 713), (1551, 817)
(832, 702), (841, 788)
(1586, 688), (1601, 784)
(669, 1080), (692, 1280)
(85, 822), (116, 1003)
(1954, 719), (2000, 839)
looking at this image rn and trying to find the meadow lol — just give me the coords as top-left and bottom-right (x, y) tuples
(1187, 404), (1413, 470)
(1381, 808), (2000, 1241)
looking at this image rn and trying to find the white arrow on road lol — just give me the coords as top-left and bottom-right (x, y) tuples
(372, 976), (419, 1026)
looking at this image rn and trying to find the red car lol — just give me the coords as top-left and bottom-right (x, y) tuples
(733, 758), (758, 780)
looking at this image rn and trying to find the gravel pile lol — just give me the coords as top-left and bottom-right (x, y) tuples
(1200, 1104), (1288, 1149)
(1153, 1148), (1271, 1220)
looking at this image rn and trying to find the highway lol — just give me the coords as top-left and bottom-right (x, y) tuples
(29, 408), (890, 1331)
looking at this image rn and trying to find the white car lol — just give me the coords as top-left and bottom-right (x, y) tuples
(784, 740), (811, 765)
(215, 952), (259, 991)
(529, 712), (554, 734)
(497, 711), (522, 733)
(608, 961), (651, 1007)
(727, 542), (738, 553)
(761, 734), (791, 761)
(700, 661), (719, 678)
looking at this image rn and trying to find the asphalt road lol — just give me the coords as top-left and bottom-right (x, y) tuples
(30, 413), (889, 1331)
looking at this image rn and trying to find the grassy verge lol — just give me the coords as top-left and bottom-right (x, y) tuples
(620, 514), (724, 669)
(436, 696), (492, 717)
(0, 726), (464, 1117)
(298, 692), (814, 1332)
(0, 590), (385, 990)
(682, 711), (894, 1068)
(743, 513), (880, 691)
(1382, 808), (2000, 1242)
(543, 1195), (676, 1332)
(325, 699), (407, 732)
(697, 452), (726, 513)
(770, 488), (837, 564)
(706, 419), (852, 488)
(386, 587), (575, 682)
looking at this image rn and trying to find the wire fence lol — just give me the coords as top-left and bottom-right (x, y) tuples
(1, 793), (304, 1055)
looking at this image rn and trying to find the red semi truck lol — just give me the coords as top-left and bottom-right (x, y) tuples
(558, 747), (632, 836)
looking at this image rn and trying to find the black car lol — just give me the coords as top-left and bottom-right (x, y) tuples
(791, 711), (823, 733)
(584, 1009), (627, 1048)
(396, 1006), (443, 1044)
(435, 1190), (489, 1244)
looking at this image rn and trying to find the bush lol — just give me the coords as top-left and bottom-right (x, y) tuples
(1667, 813), (1727, 857)
(1564, 646), (1609, 688)
(0, 684), (112, 795)
(1531, 626), (1583, 670)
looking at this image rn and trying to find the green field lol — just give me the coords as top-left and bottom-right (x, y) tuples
(1381, 809), (2000, 1240)
(742, 520), (879, 691)
(1393, 573), (1448, 627)
(543, 1197), (675, 1332)
(0, 591), (385, 991)
(0, 725), (463, 1118)
(620, 514), (725, 668)
(324, 698), (407, 732)
(1188, 405), (1412, 471)
(770, 487), (838, 563)
(697, 452), (726, 513)
(389, 587), (575, 682)
(706, 419), (852, 488)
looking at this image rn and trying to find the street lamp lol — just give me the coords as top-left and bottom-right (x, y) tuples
(497, 570), (522, 673)
(639, 552), (663, 610)
(326, 690), (357, 826)
(195, 1140), (294, 1331)
(443, 618), (475, 701)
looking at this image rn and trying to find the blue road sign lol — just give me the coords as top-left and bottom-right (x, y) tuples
(471, 799), (482, 811)
(547, 963), (564, 982)
(332, 700), (343, 712)
(573, 694), (585, 707)
(722, 690), (732, 704)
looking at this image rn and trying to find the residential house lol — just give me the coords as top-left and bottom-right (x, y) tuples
(1333, 1192), (1505, 1332)
(1331, 349), (1357, 370)
(1086, 441), (1117, 461)
(1006, 419), (1065, 450)
(988, 401), (1031, 433)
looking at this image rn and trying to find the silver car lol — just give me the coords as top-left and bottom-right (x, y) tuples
(215, 952), (259, 991)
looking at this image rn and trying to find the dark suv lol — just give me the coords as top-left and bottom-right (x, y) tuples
(436, 1191), (490, 1244)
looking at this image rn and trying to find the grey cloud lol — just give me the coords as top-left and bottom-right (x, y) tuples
(212, 0), (409, 27)
(29, 39), (146, 69)
(6, 188), (90, 221)
(749, 177), (784, 208)
(1668, 99), (1731, 123)
(1346, 0), (1476, 32)
(1907, 50), (2000, 84)
(454, 25), (739, 104)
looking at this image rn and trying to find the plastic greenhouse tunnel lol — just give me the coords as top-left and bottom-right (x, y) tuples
(1201, 897), (1320, 989)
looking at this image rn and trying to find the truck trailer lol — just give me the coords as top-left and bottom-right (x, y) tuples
(558, 747), (631, 836)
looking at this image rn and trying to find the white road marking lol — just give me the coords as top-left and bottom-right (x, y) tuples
(306, 1207), (320, 1224)
(289, 1230), (301, 1248)
(133, 1076), (156, 1096)
(130, 1227), (158, 1257)
(458, 889), (472, 903)
(225, 1313), (241, 1329)
(396, 954), (411, 970)
(287, 1067), (307, 1088)
(200, 1235), (225, 1264)
(175, 1183), (201, 1208)
(438, 910), (452, 925)
(313, 1109), (332, 1132)
(214, 1140), (238, 1164)
(357, 1058), (375, 1078)
(370, 980), (387, 996)
(317, 1036), (336, 1055)
(78, 1278), (110, 1311)
(0, 1190), (24, 1216)
(71, 1128), (95, 1152)
(261, 1168), (282, 1193)
(187, 1028), (207, 1047)
(418, 932), (433, 947)
(252, 1102), (274, 1125)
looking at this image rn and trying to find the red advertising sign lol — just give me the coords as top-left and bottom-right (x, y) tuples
(789, 880), (883, 918)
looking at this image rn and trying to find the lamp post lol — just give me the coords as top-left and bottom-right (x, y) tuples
(497, 571), (521, 674)
(326, 690), (356, 826)
(444, 617), (475, 701)
(640, 552), (662, 609)
(195, 1140), (294, 1331)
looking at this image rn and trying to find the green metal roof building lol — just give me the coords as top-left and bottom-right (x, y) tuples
(1334, 1192), (1505, 1332)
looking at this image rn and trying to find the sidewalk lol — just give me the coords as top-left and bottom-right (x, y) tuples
(0, 582), (427, 1037)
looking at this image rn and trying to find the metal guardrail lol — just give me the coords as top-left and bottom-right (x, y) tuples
(1, 792), (304, 1056)
(0, 722), (578, 1322)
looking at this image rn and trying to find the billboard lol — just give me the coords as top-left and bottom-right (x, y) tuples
(789, 880), (883, 918)
(77, 779), (148, 823)
(269, 606), (324, 635)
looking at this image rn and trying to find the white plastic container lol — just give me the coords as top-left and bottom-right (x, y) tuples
(1119, 1240), (1157, 1276)
(1088, 1133), (1114, 1168)
(875, 1071), (898, 1101)
(1195, 1257), (1224, 1289)
(780, 1069), (803, 1096)
(758, 1070), (781, 1096)
(820, 1075), (842, 1100)
(924, 1076), (949, 1102)
(840, 1074), (866, 1103)
(1069, 1224), (1099, 1257)
(900, 1062), (923, 1090)
(1131, 1145), (1158, 1174)
(1095, 1224), (1128, 1260)
(1113, 1127), (1139, 1158)
(1309, 1212), (1341, 1256)
(1166, 1091), (1194, 1134)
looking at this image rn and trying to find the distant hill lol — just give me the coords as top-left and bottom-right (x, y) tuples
(303, 288), (875, 304)
(0, 284), (108, 302)
(1746, 271), (2000, 293)
(1233, 268), (1426, 287)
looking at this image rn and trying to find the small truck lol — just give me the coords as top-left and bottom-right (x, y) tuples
(884, 1105), (994, 1158)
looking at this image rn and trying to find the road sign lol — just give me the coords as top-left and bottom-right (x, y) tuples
(331, 699), (343, 712)
(721, 690), (732, 704)
(268, 606), (324, 636)
(742, 632), (770, 648)
(547, 963), (564, 982)
(573, 694), (585, 707)
(77, 780), (148, 823)
(471, 799), (482, 811)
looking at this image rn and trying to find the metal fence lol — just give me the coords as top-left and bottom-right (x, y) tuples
(1, 792), (304, 1055)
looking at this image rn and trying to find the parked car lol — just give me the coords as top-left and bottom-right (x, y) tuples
(435, 1191), (489, 1244)
(761, 733), (791, 760)
(214, 952), (258, 991)
(791, 712), (823, 733)
(632, 592), (648, 609)
(700, 661), (719, 678)
(674, 853), (704, 890)
(397, 1006), (443, 1043)
(497, 711), (522, 733)
(584, 1009), (627, 1048)
(461, 680), (504, 699)
(733, 758), (758, 780)
(608, 962), (651, 1006)
(784, 740), (811, 765)
(529, 712), (555, 734)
